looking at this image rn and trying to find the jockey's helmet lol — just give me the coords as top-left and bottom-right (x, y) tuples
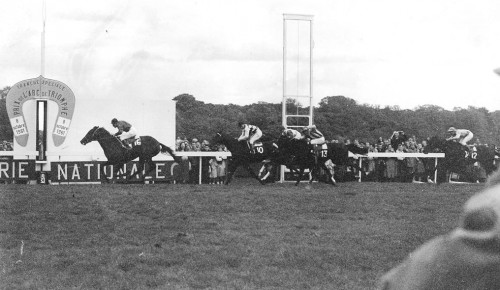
(447, 127), (456, 132)
(286, 130), (294, 138)
(111, 118), (118, 125)
(238, 121), (244, 128)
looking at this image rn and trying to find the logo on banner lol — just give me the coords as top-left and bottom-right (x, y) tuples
(6, 76), (76, 147)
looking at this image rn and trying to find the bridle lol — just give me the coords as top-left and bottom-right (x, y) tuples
(82, 127), (117, 144)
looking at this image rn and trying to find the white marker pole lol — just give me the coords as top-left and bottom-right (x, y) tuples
(41, 0), (46, 77)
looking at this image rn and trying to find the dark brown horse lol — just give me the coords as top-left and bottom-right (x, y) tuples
(424, 136), (498, 182)
(276, 136), (368, 185)
(212, 132), (278, 185)
(80, 126), (176, 183)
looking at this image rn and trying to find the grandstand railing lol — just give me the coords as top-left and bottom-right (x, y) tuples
(351, 152), (445, 182)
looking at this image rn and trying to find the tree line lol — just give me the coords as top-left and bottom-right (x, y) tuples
(1, 86), (500, 146)
(173, 93), (500, 146)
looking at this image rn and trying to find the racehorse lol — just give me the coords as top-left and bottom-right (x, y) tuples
(80, 126), (177, 183)
(424, 136), (498, 182)
(276, 136), (369, 185)
(275, 136), (318, 185)
(212, 132), (278, 185)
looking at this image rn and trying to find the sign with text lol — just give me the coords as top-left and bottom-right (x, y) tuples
(50, 161), (181, 182)
(6, 76), (76, 147)
(0, 160), (36, 181)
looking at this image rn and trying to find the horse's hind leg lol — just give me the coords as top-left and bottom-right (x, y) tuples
(142, 159), (156, 183)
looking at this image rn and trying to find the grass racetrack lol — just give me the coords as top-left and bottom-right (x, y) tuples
(0, 179), (480, 289)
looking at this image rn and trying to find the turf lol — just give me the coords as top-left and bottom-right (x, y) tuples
(0, 179), (480, 289)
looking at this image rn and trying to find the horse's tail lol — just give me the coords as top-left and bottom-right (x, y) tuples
(160, 143), (176, 159)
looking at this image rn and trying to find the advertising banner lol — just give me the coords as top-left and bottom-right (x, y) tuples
(51, 161), (181, 182)
(0, 160), (36, 181)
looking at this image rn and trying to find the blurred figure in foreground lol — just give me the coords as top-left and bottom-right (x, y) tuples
(379, 169), (500, 289)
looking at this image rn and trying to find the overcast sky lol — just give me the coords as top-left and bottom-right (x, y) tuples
(2, 0), (500, 111)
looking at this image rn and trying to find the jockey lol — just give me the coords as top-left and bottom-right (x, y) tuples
(111, 118), (138, 148)
(446, 127), (474, 146)
(237, 122), (262, 153)
(282, 127), (303, 140)
(301, 124), (326, 145)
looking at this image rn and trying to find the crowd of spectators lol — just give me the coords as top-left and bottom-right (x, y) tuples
(326, 131), (439, 182)
(0, 140), (13, 151)
(175, 136), (228, 184)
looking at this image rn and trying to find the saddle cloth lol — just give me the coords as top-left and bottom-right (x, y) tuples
(123, 137), (141, 148)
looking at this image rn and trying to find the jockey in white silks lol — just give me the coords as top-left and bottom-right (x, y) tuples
(379, 170), (500, 289)
(111, 118), (138, 148)
(237, 122), (262, 153)
(446, 127), (474, 146)
(282, 128), (303, 140)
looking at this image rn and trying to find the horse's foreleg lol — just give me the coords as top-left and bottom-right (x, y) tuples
(258, 164), (272, 183)
(245, 164), (265, 185)
(126, 161), (144, 182)
(295, 167), (305, 186)
(114, 165), (128, 183)
(100, 163), (111, 183)
(224, 162), (238, 185)
(323, 160), (336, 186)
(308, 166), (316, 184)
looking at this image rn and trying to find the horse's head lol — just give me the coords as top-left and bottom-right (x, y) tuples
(276, 134), (289, 147)
(423, 136), (446, 153)
(212, 132), (223, 145)
(212, 131), (232, 146)
(346, 143), (369, 155)
(80, 126), (101, 145)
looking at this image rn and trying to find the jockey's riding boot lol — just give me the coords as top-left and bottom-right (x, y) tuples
(247, 142), (253, 154)
(122, 140), (131, 149)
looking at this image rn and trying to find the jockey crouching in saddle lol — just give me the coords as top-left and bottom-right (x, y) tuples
(238, 122), (262, 154)
(446, 127), (476, 153)
(301, 124), (326, 150)
(282, 127), (303, 141)
(302, 125), (332, 177)
(111, 118), (138, 149)
(281, 127), (304, 163)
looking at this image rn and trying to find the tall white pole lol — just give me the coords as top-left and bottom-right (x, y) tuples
(281, 14), (314, 183)
(38, 0), (47, 161)
(41, 0), (46, 77)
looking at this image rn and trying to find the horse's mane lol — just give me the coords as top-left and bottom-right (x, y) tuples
(96, 126), (124, 147)
(97, 126), (112, 136)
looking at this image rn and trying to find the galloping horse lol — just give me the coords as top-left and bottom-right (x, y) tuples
(324, 143), (369, 183)
(275, 136), (317, 185)
(80, 126), (176, 183)
(276, 137), (369, 185)
(212, 132), (278, 185)
(424, 136), (498, 182)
